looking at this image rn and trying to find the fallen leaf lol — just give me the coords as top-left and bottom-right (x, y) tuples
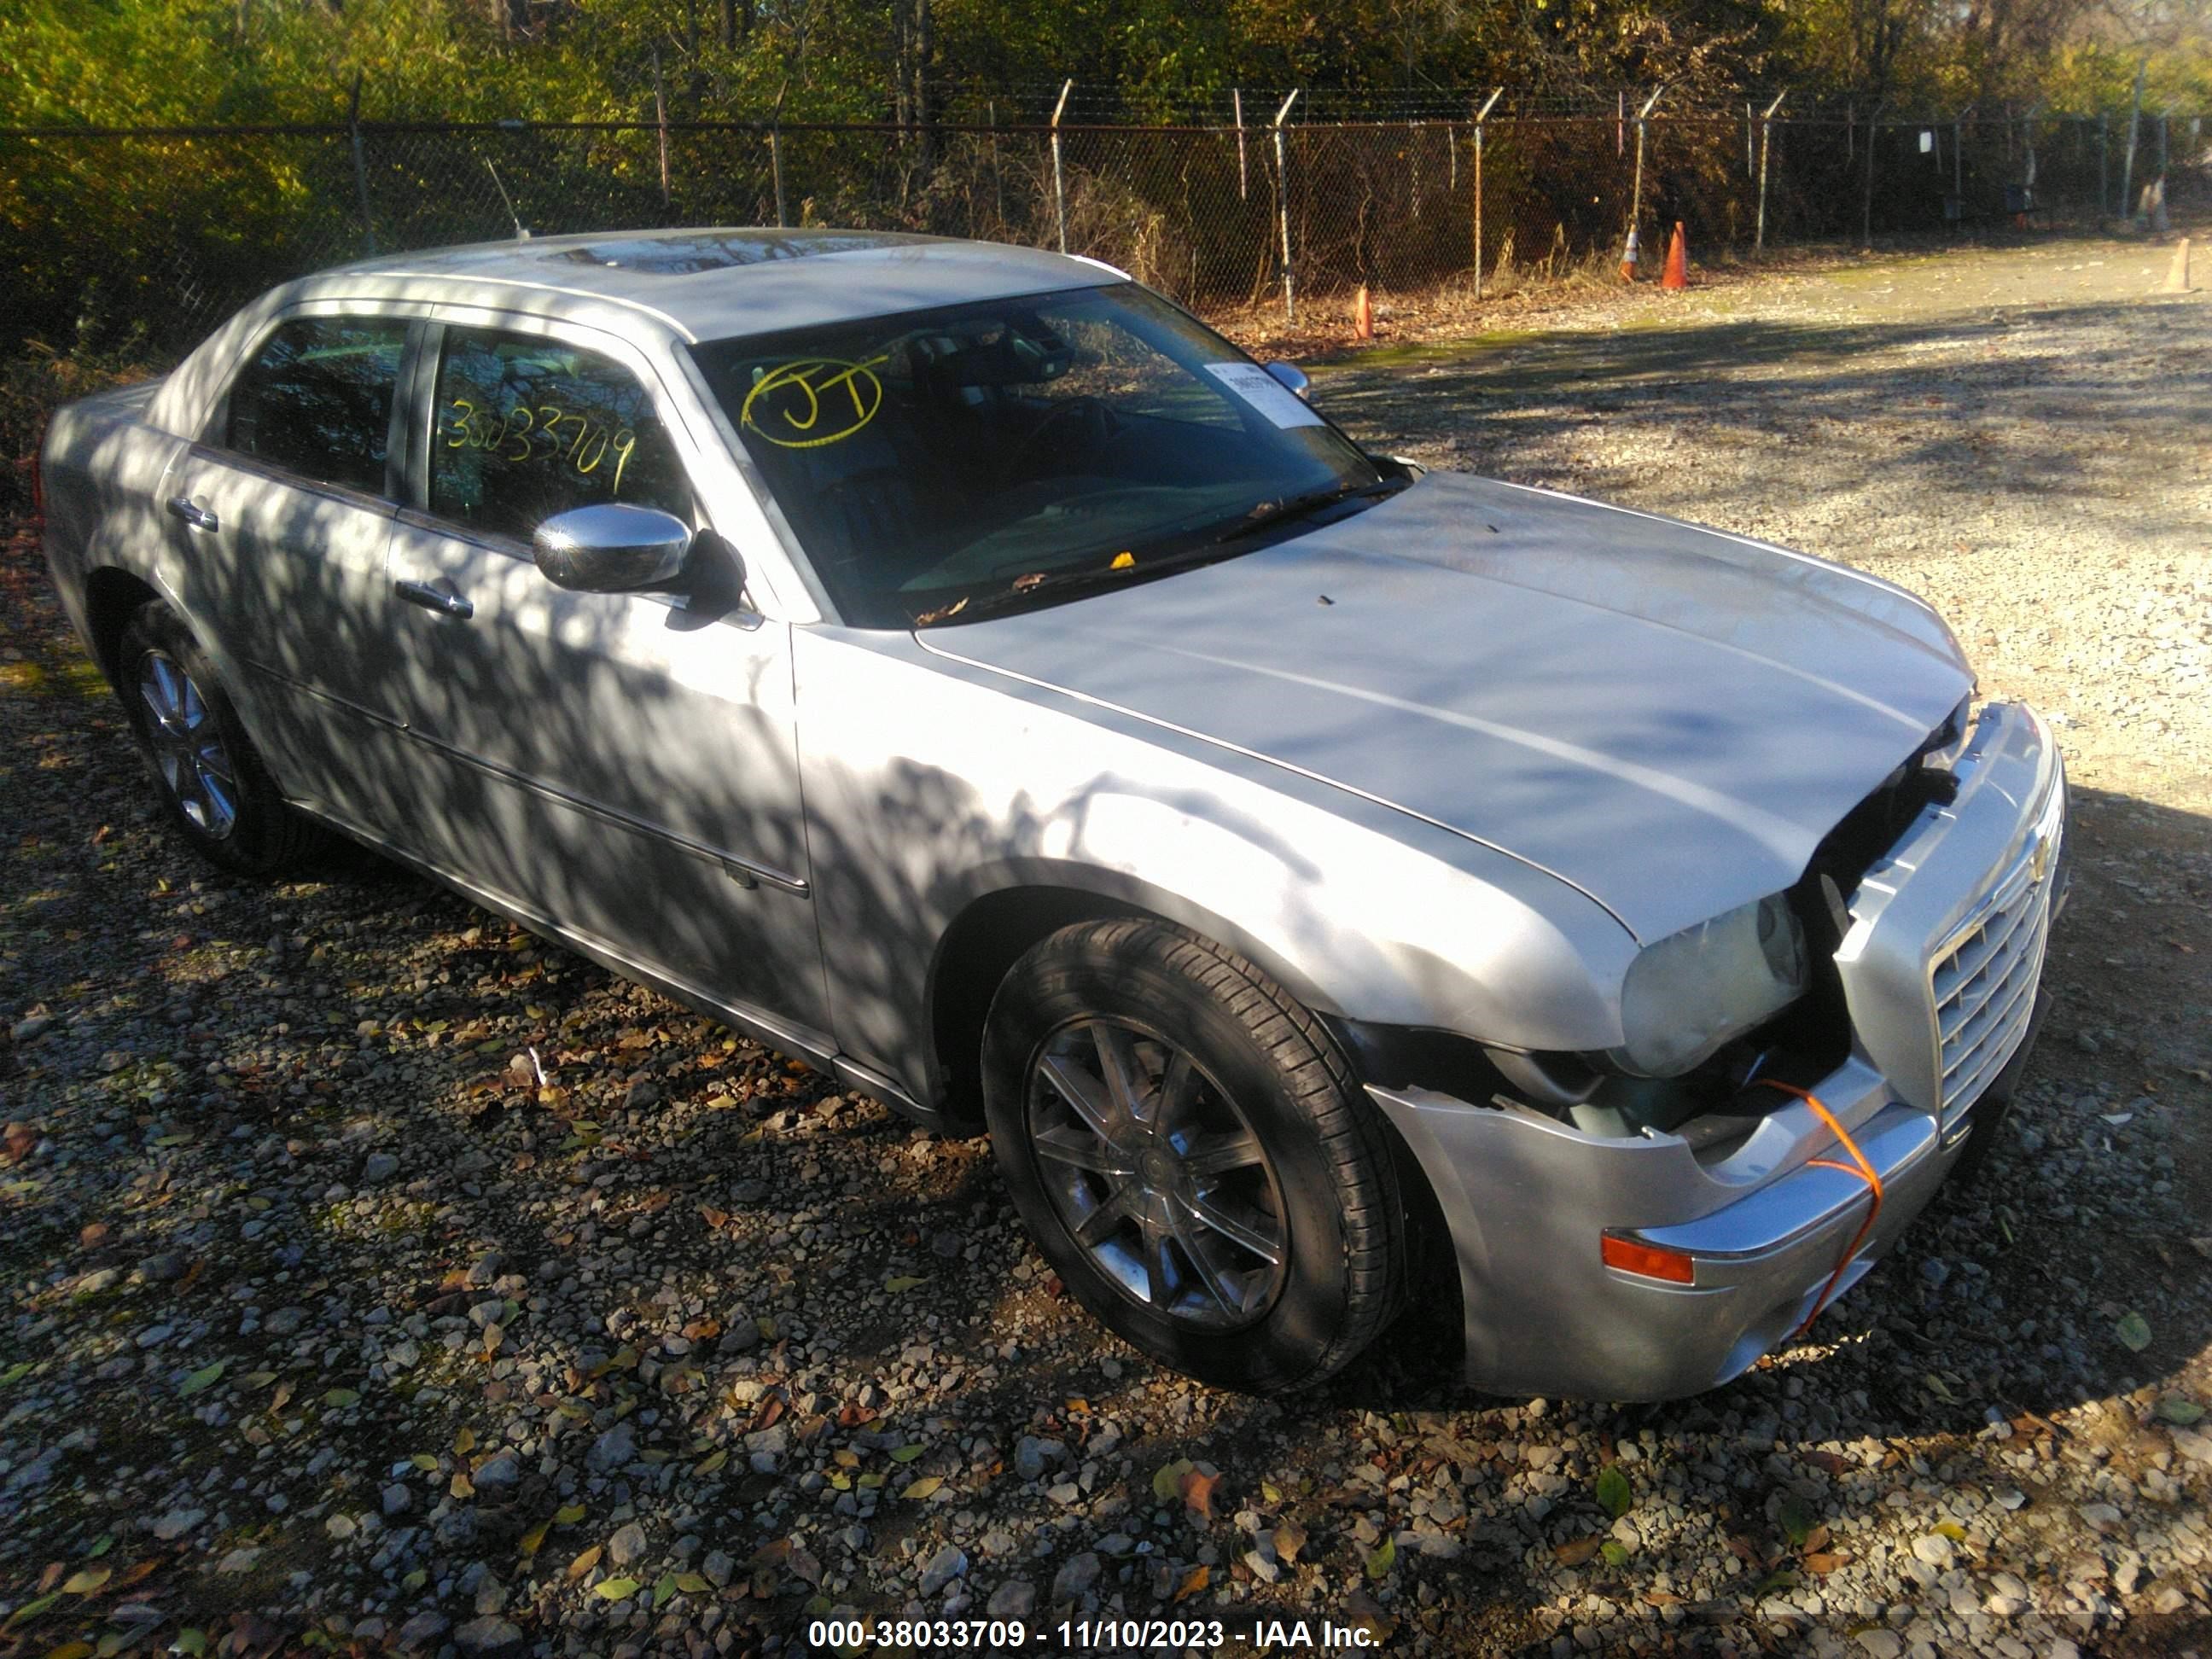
(519, 1521), (550, 1558)
(889, 1444), (926, 1464)
(449, 1472), (475, 1499)
(2116, 1312), (2152, 1352)
(455, 1426), (477, 1455)
(1179, 1468), (1220, 1520)
(61, 1566), (111, 1595)
(1778, 1493), (1816, 1548)
(696, 1449), (729, 1476)
(1921, 1373), (1958, 1403)
(567, 1545), (603, 1580)
(1365, 1536), (1396, 1580)
(1274, 1517), (1307, 1563)
(323, 1388), (360, 1408)
(1173, 1565), (1210, 1604)
(1595, 1464), (1633, 1519)
(2156, 1396), (2204, 1426)
(178, 1361), (227, 1398)
(899, 1476), (943, 1501)
(1152, 1458), (1195, 1502)
(1601, 1540), (1631, 1568)
(883, 1276), (928, 1293)
(40, 1643), (94, 1659)
(593, 1577), (640, 1602)
(1553, 1537), (1602, 1567)
(555, 1503), (587, 1524)
(674, 1572), (712, 1593)
(410, 1453), (439, 1472)
(1932, 1521), (1967, 1543)
(1803, 1551), (1851, 1575)
(3, 1592), (59, 1628)
(172, 1633), (208, 1657)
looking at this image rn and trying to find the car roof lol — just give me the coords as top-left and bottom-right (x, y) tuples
(306, 228), (1125, 344)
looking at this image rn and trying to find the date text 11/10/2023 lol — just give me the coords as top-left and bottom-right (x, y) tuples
(805, 1616), (1386, 1650)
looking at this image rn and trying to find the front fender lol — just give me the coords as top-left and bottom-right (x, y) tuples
(795, 627), (1637, 1107)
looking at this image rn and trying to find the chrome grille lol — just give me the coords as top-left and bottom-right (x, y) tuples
(1928, 806), (2061, 1126)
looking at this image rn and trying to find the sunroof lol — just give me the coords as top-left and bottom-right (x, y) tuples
(540, 231), (924, 276)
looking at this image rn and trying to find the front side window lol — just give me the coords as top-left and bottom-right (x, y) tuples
(428, 328), (691, 544)
(226, 316), (405, 496)
(691, 284), (1382, 628)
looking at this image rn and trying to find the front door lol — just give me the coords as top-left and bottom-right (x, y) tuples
(381, 318), (829, 1039)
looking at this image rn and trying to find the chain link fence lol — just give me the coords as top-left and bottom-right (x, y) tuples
(4, 103), (2206, 355)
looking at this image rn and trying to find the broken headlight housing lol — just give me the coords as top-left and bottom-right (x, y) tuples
(1609, 893), (1810, 1078)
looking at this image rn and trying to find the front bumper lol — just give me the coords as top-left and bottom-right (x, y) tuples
(1377, 701), (2067, 1401)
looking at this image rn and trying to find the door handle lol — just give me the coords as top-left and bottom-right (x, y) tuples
(394, 578), (474, 620)
(166, 496), (219, 533)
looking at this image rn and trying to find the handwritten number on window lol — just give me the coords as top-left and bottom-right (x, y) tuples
(443, 399), (643, 496)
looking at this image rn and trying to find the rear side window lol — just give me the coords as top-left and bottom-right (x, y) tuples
(226, 317), (405, 495)
(428, 328), (691, 544)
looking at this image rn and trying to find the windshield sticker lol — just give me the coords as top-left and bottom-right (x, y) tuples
(1205, 362), (1325, 428)
(741, 355), (889, 449)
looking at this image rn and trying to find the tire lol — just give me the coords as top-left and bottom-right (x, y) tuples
(116, 601), (324, 877)
(981, 918), (1404, 1393)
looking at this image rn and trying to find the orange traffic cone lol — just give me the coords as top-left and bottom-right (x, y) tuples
(1354, 283), (1375, 341)
(1660, 221), (1688, 289)
(1621, 226), (1640, 282)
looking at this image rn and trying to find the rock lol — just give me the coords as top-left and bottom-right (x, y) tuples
(608, 1522), (649, 1566)
(151, 1507), (204, 1540)
(363, 1151), (400, 1184)
(702, 1549), (735, 1587)
(10, 1014), (54, 1043)
(1911, 1534), (1955, 1569)
(1014, 1435), (1053, 1481)
(473, 1571), (509, 1615)
(1855, 1633), (1903, 1659)
(1051, 1551), (1101, 1603)
(987, 1579), (1037, 1619)
(1046, 1481), (1081, 1506)
(919, 1544), (968, 1596)
(381, 1483), (412, 1516)
(473, 1455), (520, 1492)
(264, 1307), (307, 1336)
(2151, 1586), (2187, 1614)
(453, 1615), (523, 1653)
(396, 1611), (449, 1649)
(1243, 1548), (1281, 1583)
(137, 1251), (189, 1282)
(589, 1422), (637, 1471)
(469, 1298), (505, 1329)
(74, 1267), (121, 1295)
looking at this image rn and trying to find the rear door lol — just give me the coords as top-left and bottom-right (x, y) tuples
(163, 310), (412, 827)
(380, 314), (829, 1039)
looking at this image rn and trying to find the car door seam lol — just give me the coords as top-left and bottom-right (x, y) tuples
(243, 655), (810, 896)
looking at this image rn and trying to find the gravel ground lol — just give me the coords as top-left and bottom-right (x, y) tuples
(3, 229), (2209, 1659)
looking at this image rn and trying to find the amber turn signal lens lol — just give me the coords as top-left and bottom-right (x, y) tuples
(1601, 1233), (1696, 1284)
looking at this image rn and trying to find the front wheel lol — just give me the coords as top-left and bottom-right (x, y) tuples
(981, 919), (1405, 1393)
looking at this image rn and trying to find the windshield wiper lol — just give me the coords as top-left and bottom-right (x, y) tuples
(1214, 477), (1406, 544)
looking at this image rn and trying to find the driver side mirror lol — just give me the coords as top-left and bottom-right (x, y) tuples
(533, 504), (695, 593)
(1264, 360), (1311, 400)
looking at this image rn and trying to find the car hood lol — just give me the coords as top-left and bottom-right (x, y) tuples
(917, 473), (1974, 943)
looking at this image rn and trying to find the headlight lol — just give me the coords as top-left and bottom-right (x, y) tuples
(1610, 893), (1809, 1077)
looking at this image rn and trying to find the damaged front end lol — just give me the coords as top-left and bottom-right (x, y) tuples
(1343, 700), (2069, 1401)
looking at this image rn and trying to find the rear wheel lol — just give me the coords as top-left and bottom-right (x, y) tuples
(117, 602), (324, 877)
(982, 918), (1404, 1393)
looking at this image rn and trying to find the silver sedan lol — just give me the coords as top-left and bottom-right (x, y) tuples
(38, 229), (2068, 1398)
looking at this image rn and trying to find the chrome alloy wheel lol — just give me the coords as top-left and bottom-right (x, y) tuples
(1025, 1019), (1288, 1330)
(138, 649), (239, 839)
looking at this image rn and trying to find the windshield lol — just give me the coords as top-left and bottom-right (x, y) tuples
(691, 284), (1382, 627)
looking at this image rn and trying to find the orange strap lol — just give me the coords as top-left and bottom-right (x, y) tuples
(1755, 1079), (1884, 1337)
